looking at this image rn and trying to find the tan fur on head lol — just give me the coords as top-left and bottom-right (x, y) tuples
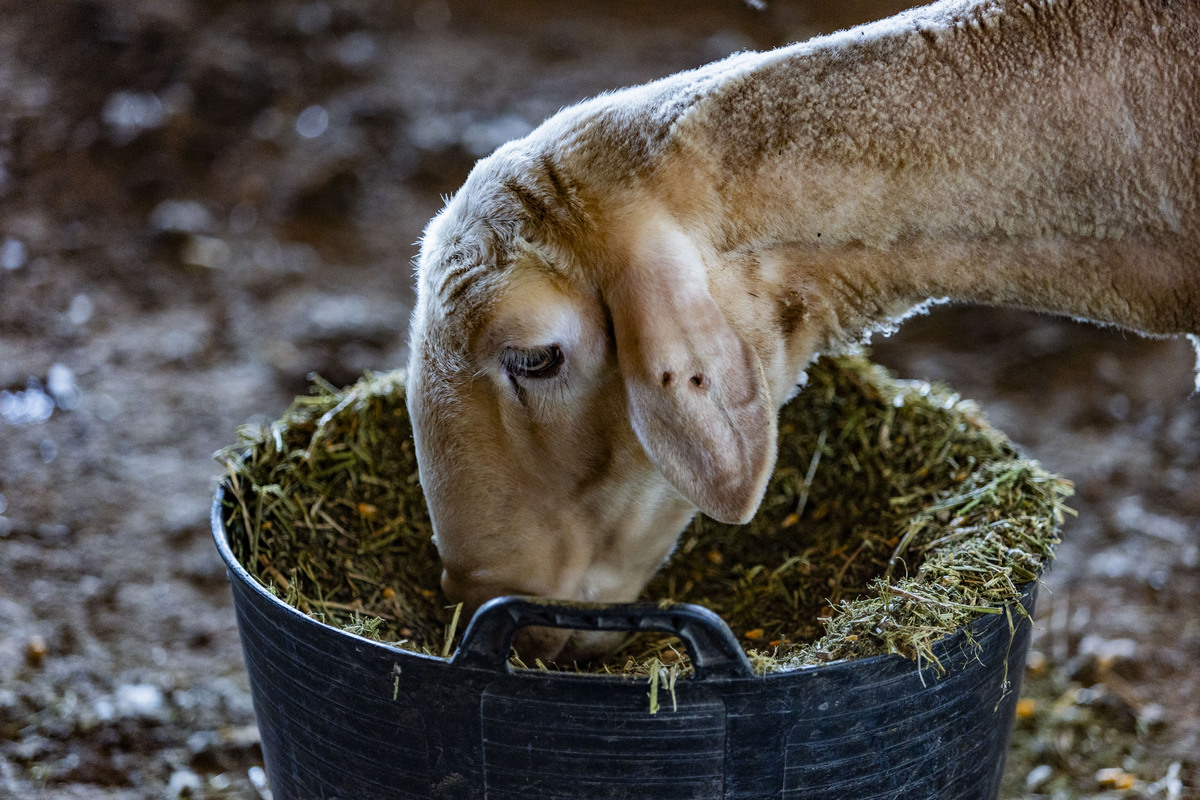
(407, 147), (771, 653)
(408, 0), (1199, 661)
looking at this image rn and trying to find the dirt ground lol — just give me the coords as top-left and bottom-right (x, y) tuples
(0, 1), (1196, 798)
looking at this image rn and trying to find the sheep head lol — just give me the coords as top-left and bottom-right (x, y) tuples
(407, 141), (776, 661)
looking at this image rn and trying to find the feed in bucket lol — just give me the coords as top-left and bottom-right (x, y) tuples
(215, 355), (1070, 675)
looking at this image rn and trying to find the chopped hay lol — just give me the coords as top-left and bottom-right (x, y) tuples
(215, 355), (1071, 675)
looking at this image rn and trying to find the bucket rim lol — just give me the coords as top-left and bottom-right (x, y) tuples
(212, 481), (1037, 685)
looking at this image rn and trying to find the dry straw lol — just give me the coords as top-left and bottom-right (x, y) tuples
(216, 356), (1071, 675)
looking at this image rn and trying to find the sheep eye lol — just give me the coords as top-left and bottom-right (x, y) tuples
(501, 344), (564, 379)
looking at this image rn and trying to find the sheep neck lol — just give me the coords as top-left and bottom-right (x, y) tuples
(648, 0), (1200, 374)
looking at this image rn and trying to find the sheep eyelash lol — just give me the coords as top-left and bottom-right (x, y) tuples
(500, 343), (565, 380)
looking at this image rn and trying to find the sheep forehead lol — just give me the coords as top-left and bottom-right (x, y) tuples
(420, 211), (514, 305)
(421, 203), (590, 363)
(418, 153), (567, 308)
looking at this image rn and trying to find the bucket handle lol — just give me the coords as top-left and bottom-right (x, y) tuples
(450, 596), (756, 680)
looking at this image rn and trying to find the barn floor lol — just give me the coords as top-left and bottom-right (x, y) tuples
(1, 1), (1196, 797)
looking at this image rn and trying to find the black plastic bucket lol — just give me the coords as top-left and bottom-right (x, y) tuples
(212, 487), (1035, 800)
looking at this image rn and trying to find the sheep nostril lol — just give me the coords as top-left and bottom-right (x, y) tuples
(690, 373), (708, 389)
(661, 371), (673, 387)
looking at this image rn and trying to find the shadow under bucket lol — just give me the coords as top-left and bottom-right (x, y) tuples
(211, 357), (1065, 800)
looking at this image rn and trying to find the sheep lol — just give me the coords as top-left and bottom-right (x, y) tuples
(406, 0), (1200, 660)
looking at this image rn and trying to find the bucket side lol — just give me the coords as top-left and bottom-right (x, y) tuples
(215, 488), (459, 800)
(774, 586), (1036, 800)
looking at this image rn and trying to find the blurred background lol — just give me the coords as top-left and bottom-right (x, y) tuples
(0, 1), (1196, 797)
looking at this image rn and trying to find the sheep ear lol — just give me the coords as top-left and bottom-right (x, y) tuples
(609, 225), (776, 524)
